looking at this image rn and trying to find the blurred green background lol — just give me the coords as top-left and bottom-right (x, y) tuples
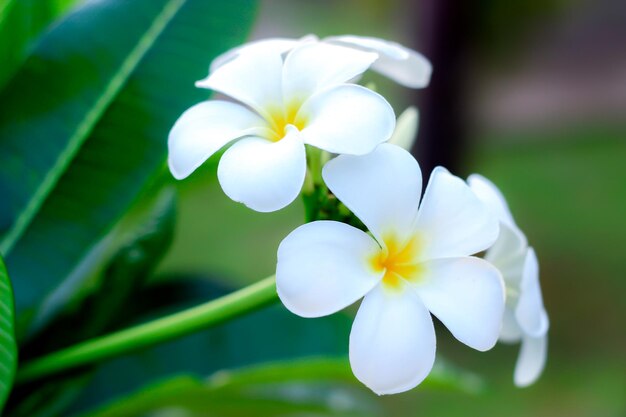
(0, 0), (624, 416)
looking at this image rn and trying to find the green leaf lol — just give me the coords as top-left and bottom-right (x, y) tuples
(77, 375), (368, 417)
(6, 188), (177, 417)
(207, 356), (360, 388)
(0, 256), (17, 412)
(5, 373), (92, 417)
(207, 356), (484, 394)
(72, 360), (380, 417)
(74, 375), (376, 417)
(0, 0), (186, 249)
(0, 0), (257, 333)
(0, 0), (79, 91)
(72, 356), (483, 417)
(21, 186), (177, 356)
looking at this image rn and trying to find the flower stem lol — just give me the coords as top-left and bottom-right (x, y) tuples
(305, 145), (323, 185)
(16, 275), (278, 385)
(302, 146), (330, 222)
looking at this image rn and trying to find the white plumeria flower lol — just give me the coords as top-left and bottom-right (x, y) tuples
(210, 34), (432, 89)
(168, 42), (396, 212)
(468, 174), (549, 387)
(276, 144), (505, 395)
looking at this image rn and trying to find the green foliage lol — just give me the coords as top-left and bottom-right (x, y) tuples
(38, 276), (482, 416)
(63, 286), (354, 415)
(0, 0), (79, 90)
(7, 374), (92, 417)
(0, 256), (17, 413)
(73, 359), (380, 417)
(7, 188), (177, 417)
(73, 356), (483, 417)
(21, 186), (177, 357)
(205, 356), (482, 394)
(0, 0), (257, 337)
(0, 0), (494, 415)
(0, 0), (260, 413)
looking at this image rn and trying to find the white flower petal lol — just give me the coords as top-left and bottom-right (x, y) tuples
(516, 248), (549, 337)
(298, 84), (395, 155)
(414, 167), (499, 260)
(168, 101), (264, 179)
(326, 35), (432, 88)
(468, 174), (527, 240)
(500, 306), (523, 343)
(322, 143), (422, 242)
(514, 334), (548, 387)
(197, 48), (283, 117)
(485, 224), (527, 286)
(414, 257), (505, 351)
(217, 129), (306, 212)
(469, 174), (529, 287)
(282, 42), (378, 101)
(349, 282), (436, 395)
(276, 221), (383, 318)
(327, 35), (409, 59)
(210, 37), (301, 73)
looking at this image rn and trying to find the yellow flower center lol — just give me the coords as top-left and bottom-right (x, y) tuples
(265, 101), (308, 142)
(370, 233), (423, 289)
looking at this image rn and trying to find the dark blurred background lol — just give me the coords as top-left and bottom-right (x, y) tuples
(155, 0), (626, 416)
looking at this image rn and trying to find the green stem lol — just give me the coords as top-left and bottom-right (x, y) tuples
(16, 275), (278, 385)
(302, 146), (329, 222)
(306, 146), (323, 185)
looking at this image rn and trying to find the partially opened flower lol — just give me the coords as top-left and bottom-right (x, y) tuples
(276, 144), (505, 394)
(168, 42), (395, 212)
(211, 34), (432, 89)
(388, 106), (419, 151)
(468, 174), (549, 387)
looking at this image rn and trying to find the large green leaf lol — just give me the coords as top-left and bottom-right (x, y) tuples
(74, 376), (369, 417)
(73, 356), (482, 417)
(0, 256), (17, 412)
(205, 356), (482, 394)
(7, 188), (176, 417)
(0, 0), (79, 90)
(0, 0), (257, 332)
(21, 186), (177, 356)
(0, 0), (186, 248)
(73, 360), (380, 417)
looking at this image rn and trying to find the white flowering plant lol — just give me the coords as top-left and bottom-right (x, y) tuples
(0, 0), (550, 414)
(167, 34), (549, 395)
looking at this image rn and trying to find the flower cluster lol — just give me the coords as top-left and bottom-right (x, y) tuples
(169, 35), (549, 394)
